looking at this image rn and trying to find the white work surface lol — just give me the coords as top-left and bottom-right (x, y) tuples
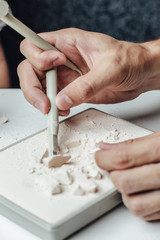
(0, 89), (160, 240)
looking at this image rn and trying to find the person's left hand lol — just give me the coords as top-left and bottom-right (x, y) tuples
(95, 131), (160, 221)
(0, 41), (9, 88)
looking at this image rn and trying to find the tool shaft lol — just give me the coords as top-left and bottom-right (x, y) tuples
(1, 12), (81, 74)
(46, 70), (58, 155)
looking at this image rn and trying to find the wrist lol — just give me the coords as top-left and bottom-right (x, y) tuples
(141, 39), (160, 92)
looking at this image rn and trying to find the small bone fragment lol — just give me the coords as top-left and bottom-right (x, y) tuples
(83, 166), (103, 179)
(85, 180), (98, 193)
(43, 155), (71, 168)
(28, 168), (36, 174)
(60, 146), (69, 154)
(0, 116), (8, 125)
(73, 185), (85, 196)
(35, 176), (61, 195)
(89, 170), (102, 180)
(40, 149), (49, 163)
(55, 170), (73, 185)
(66, 140), (81, 149)
(75, 172), (98, 194)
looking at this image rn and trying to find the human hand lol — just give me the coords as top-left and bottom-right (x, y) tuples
(18, 28), (160, 114)
(95, 132), (160, 221)
(0, 42), (9, 88)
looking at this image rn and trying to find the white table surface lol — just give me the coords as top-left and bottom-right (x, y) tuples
(0, 89), (160, 240)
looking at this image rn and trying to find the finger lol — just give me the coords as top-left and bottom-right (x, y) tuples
(38, 30), (89, 73)
(110, 163), (160, 194)
(122, 190), (160, 218)
(20, 39), (66, 71)
(18, 60), (50, 114)
(143, 211), (160, 221)
(95, 132), (160, 171)
(97, 141), (119, 150)
(59, 109), (70, 116)
(98, 132), (157, 150)
(55, 56), (126, 110)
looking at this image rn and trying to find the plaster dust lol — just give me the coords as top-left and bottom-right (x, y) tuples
(41, 150), (71, 168)
(0, 109), (152, 223)
(0, 116), (8, 125)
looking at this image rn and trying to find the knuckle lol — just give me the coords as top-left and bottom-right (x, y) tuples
(19, 39), (28, 54)
(35, 55), (47, 71)
(69, 27), (77, 32)
(114, 150), (131, 169)
(77, 78), (95, 101)
(129, 198), (143, 216)
(116, 175), (131, 194)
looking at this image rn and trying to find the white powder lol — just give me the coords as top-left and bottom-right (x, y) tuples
(25, 110), (135, 196)
(0, 109), (152, 223)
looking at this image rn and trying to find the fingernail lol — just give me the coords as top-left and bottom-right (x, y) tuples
(59, 111), (66, 116)
(98, 142), (118, 150)
(53, 58), (61, 67)
(56, 94), (73, 110)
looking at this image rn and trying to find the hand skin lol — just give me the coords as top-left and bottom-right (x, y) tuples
(95, 132), (160, 221)
(0, 41), (10, 88)
(18, 28), (160, 115)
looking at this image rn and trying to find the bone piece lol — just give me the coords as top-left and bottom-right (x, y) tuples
(28, 168), (36, 174)
(43, 155), (71, 168)
(0, 116), (8, 125)
(75, 172), (98, 194)
(40, 149), (49, 163)
(34, 176), (62, 195)
(55, 170), (73, 185)
(73, 179), (97, 195)
(83, 166), (103, 180)
(66, 140), (81, 149)
(85, 180), (98, 193)
(60, 146), (69, 154)
(73, 185), (85, 196)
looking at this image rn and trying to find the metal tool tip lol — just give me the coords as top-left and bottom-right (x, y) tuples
(52, 135), (58, 155)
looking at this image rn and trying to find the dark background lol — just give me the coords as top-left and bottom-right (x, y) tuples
(1, 0), (160, 87)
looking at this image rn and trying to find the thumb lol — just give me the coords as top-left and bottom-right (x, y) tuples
(55, 67), (105, 110)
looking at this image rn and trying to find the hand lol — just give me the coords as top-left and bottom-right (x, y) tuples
(0, 42), (9, 88)
(18, 28), (160, 114)
(95, 132), (160, 221)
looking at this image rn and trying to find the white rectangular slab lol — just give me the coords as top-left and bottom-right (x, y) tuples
(0, 109), (152, 240)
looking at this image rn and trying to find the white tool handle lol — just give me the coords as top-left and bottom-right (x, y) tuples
(46, 69), (59, 155)
(46, 69), (58, 136)
(0, 1), (82, 75)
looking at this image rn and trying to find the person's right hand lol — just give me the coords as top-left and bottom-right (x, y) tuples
(17, 28), (160, 114)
